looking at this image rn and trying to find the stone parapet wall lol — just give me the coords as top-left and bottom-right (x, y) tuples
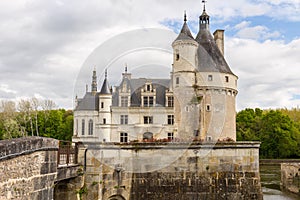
(80, 141), (263, 200)
(281, 163), (300, 195)
(0, 137), (59, 200)
(0, 137), (58, 161)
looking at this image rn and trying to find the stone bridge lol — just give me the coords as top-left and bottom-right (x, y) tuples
(0, 137), (82, 200)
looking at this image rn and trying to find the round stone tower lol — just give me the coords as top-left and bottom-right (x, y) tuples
(172, 6), (238, 141)
(172, 13), (200, 139)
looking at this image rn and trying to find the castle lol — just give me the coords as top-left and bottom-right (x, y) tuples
(72, 5), (238, 144)
(69, 5), (262, 200)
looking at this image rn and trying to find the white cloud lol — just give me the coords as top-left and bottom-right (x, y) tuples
(226, 37), (300, 110)
(233, 21), (281, 40)
(0, 0), (299, 109)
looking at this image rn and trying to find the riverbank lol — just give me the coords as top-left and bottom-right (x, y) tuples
(260, 164), (299, 200)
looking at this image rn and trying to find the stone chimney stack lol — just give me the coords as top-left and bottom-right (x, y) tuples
(213, 29), (224, 56)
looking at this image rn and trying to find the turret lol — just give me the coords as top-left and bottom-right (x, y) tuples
(99, 69), (112, 142)
(172, 12), (200, 139)
(194, 3), (238, 141)
(172, 12), (198, 75)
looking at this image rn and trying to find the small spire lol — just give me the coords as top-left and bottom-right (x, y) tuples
(105, 69), (107, 79)
(202, 0), (207, 11)
(125, 63), (128, 73)
(184, 10), (187, 22)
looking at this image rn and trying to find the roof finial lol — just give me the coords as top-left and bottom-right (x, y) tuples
(125, 63), (128, 73)
(202, 0), (207, 11)
(105, 69), (107, 79)
(184, 10), (187, 22)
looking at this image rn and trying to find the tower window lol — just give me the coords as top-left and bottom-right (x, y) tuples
(103, 118), (106, 124)
(176, 53), (180, 61)
(225, 76), (229, 83)
(208, 75), (213, 81)
(120, 115), (128, 124)
(206, 104), (211, 111)
(120, 132), (128, 143)
(144, 116), (153, 124)
(167, 115), (174, 125)
(176, 77), (179, 84)
(81, 119), (85, 135)
(88, 119), (93, 135)
(101, 102), (104, 108)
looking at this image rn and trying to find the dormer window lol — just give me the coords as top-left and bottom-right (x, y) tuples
(120, 96), (128, 107)
(143, 96), (154, 107)
(145, 83), (153, 92)
(146, 84), (151, 91)
(167, 96), (174, 107)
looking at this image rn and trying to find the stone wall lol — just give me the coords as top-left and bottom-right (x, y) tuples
(0, 137), (58, 200)
(79, 141), (263, 200)
(281, 163), (300, 195)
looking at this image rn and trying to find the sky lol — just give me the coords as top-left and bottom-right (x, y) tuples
(0, 0), (300, 110)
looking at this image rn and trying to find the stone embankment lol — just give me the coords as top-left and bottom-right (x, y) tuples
(281, 163), (300, 195)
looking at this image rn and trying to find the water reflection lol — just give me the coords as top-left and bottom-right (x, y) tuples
(260, 165), (299, 200)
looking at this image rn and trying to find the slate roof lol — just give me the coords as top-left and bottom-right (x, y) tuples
(196, 29), (234, 75)
(75, 78), (171, 111)
(75, 92), (99, 111)
(100, 78), (111, 94)
(174, 21), (194, 42)
(113, 78), (170, 107)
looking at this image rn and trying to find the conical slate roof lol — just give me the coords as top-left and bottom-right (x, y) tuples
(174, 22), (194, 42)
(100, 78), (111, 94)
(174, 13), (195, 42)
(196, 29), (234, 75)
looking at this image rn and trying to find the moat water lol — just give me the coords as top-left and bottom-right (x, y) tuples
(260, 165), (299, 200)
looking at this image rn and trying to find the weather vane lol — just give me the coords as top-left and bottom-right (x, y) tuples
(202, 0), (207, 11)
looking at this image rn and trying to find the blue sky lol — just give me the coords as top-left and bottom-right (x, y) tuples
(0, 0), (299, 110)
(162, 12), (300, 43)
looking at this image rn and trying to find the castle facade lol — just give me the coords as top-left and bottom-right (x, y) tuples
(73, 6), (238, 144)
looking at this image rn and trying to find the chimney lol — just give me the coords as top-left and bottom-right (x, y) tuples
(213, 30), (225, 56)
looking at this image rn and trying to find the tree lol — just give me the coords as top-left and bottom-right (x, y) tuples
(0, 100), (22, 139)
(259, 110), (299, 158)
(31, 97), (40, 136)
(41, 99), (56, 134)
(237, 108), (300, 159)
(236, 108), (262, 141)
(18, 99), (33, 136)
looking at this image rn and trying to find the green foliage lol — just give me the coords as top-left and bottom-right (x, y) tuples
(237, 108), (300, 159)
(77, 185), (88, 200)
(0, 99), (73, 141)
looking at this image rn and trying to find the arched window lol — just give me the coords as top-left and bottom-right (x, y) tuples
(81, 119), (85, 135)
(88, 119), (93, 135)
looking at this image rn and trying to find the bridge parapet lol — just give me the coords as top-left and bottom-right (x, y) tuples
(0, 136), (58, 161)
(0, 137), (81, 200)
